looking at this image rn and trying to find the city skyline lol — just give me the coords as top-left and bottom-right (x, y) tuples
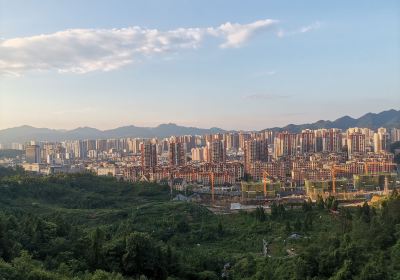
(1, 2), (400, 279)
(1, 0), (399, 130)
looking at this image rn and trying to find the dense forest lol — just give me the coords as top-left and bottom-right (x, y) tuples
(0, 167), (399, 279)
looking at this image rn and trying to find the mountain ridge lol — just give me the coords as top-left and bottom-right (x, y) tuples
(266, 109), (400, 133)
(0, 109), (399, 144)
(0, 123), (226, 144)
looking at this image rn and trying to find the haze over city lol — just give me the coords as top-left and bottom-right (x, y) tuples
(1, 0), (399, 130)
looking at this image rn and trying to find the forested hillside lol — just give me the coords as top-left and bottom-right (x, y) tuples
(0, 168), (399, 279)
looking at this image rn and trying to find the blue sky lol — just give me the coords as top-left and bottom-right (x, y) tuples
(0, 0), (399, 130)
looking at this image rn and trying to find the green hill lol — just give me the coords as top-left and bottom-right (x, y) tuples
(0, 168), (399, 279)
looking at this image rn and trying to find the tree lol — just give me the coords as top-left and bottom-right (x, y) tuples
(325, 195), (338, 210)
(303, 212), (313, 231)
(331, 260), (353, 280)
(360, 202), (371, 223)
(176, 219), (190, 233)
(231, 255), (256, 279)
(165, 245), (179, 276)
(316, 195), (325, 210)
(339, 208), (352, 233)
(294, 218), (302, 232)
(391, 239), (400, 265)
(390, 188), (399, 199)
(122, 232), (166, 279)
(0, 216), (15, 262)
(358, 260), (387, 280)
(90, 270), (125, 280)
(278, 204), (286, 218)
(271, 202), (278, 219)
(197, 270), (219, 280)
(285, 221), (292, 234)
(89, 227), (105, 268)
(8, 251), (60, 280)
(255, 206), (266, 222)
(304, 198), (313, 212)
(217, 221), (224, 237)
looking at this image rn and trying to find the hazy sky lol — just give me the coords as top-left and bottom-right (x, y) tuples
(0, 0), (399, 131)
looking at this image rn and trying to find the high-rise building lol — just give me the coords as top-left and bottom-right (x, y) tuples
(263, 130), (274, 145)
(204, 134), (213, 144)
(274, 132), (297, 158)
(300, 129), (316, 154)
(84, 139), (96, 151)
(239, 132), (251, 150)
(177, 135), (195, 151)
(128, 138), (143, 154)
(225, 132), (239, 150)
(169, 141), (186, 166)
(96, 139), (108, 152)
(391, 128), (400, 143)
(25, 145), (41, 163)
(119, 138), (128, 151)
(206, 140), (226, 163)
(244, 139), (268, 172)
(347, 132), (366, 156)
(141, 141), (157, 169)
(347, 127), (373, 150)
(42, 143), (56, 162)
(314, 130), (324, 152)
(322, 128), (342, 153)
(160, 139), (169, 153)
(213, 133), (224, 141)
(73, 140), (87, 159)
(191, 147), (207, 162)
(11, 143), (24, 150)
(107, 139), (121, 150)
(360, 128), (374, 150)
(347, 127), (362, 134)
(374, 128), (390, 153)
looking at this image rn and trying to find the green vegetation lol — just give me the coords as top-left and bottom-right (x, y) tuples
(0, 167), (399, 279)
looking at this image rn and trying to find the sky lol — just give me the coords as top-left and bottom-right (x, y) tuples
(0, 0), (399, 131)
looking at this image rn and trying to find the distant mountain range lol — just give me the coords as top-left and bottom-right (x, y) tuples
(0, 109), (399, 144)
(267, 109), (400, 133)
(0, 123), (225, 144)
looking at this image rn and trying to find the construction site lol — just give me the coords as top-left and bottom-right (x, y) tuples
(183, 161), (399, 211)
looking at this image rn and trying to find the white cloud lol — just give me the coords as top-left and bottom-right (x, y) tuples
(277, 21), (321, 38)
(0, 19), (316, 75)
(0, 27), (207, 75)
(299, 21), (321, 33)
(212, 19), (278, 48)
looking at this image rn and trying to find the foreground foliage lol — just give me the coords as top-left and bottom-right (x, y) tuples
(0, 167), (399, 279)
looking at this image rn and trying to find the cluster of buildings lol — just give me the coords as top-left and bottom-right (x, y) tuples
(1, 127), (399, 197)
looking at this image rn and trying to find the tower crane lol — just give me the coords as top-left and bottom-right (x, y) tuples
(330, 165), (348, 195)
(262, 170), (271, 198)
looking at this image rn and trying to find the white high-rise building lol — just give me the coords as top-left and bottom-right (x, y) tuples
(390, 128), (400, 143)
